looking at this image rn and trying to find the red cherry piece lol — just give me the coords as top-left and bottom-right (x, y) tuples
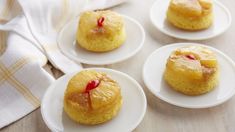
(97, 17), (105, 27)
(185, 54), (196, 60)
(85, 80), (100, 92)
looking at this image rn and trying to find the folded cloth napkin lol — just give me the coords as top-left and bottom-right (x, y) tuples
(0, 0), (126, 128)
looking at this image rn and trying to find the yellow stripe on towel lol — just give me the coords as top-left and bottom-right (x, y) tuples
(0, 57), (40, 107)
(0, 31), (7, 55)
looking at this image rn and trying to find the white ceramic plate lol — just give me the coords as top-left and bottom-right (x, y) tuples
(41, 68), (147, 132)
(58, 15), (145, 65)
(143, 43), (235, 108)
(150, 0), (232, 40)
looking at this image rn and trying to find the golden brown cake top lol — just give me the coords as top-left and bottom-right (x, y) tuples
(78, 10), (124, 38)
(169, 0), (213, 17)
(64, 70), (121, 110)
(166, 46), (218, 79)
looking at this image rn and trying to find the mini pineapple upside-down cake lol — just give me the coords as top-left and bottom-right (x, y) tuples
(64, 70), (123, 125)
(76, 10), (126, 52)
(164, 46), (219, 95)
(167, 0), (213, 30)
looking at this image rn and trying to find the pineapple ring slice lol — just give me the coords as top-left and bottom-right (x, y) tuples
(166, 46), (217, 80)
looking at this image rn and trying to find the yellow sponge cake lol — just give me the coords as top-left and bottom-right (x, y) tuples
(64, 70), (123, 125)
(167, 0), (213, 30)
(76, 10), (126, 52)
(164, 46), (219, 95)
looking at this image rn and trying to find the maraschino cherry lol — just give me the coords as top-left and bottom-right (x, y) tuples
(97, 17), (105, 27)
(85, 80), (100, 109)
(85, 80), (100, 93)
(185, 54), (196, 60)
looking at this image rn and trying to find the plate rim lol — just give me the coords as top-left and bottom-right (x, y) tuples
(57, 15), (145, 65)
(41, 68), (147, 131)
(149, 0), (232, 40)
(142, 42), (235, 108)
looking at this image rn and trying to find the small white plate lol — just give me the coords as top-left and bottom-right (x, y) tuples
(41, 68), (147, 132)
(143, 43), (235, 108)
(58, 15), (145, 65)
(150, 0), (232, 40)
